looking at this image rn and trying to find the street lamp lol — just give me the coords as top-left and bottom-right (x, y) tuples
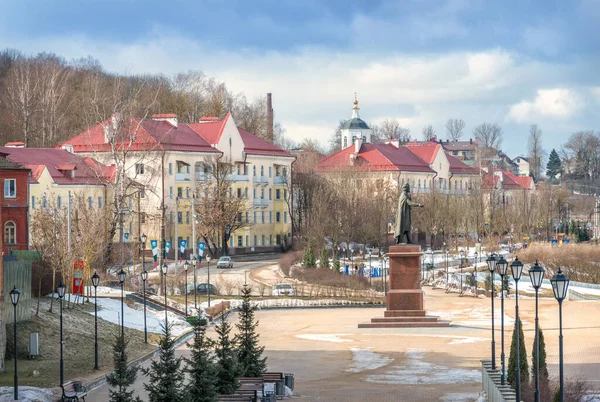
(445, 248), (450, 289)
(184, 261), (190, 317)
(496, 255), (509, 385)
(475, 251), (479, 265)
(162, 263), (168, 328)
(529, 260), (545, 402)
(206, 256), (212, 307)
(429, 249), (434, 282)
(510, 257), (524, 402)
(486, 254), (497, 371)
(141, 269), (148, 343)
(192, 255), (198, 309)
(10, 286), (20, 400)
(459, 249), (465, 296)
(118, 269), (126, 342)
(57, 281), (66, 387)
(141, 233), (147, 280)
(91, 272), (100, 369)
(550, 267), (570, 402)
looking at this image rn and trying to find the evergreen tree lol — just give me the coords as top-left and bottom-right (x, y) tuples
(319, 248), (330, 269)
(235, 284), (267, 377)
(303, 241), (316, 267)
(531, 327), (549, 390)
(508, 317), (529, 388)
(332, 254), (340, 271)
(142, 324), (185, 402)
(106, 335), (143, 402)
(215, 314), (240, 394)
(502, 275), (511, 296)
(484, 272), (493, 291)
(546, 149), (562, 180)
(184, 316), (218, 402)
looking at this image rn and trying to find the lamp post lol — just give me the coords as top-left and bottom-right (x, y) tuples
(192, 255), (198, 309)
(459, 249), (465, 295)
(57, 281), (66, 387)
(91, 272), (100, 369)
(162, 263), (168, 328)
(551, 267), (570, 402)
(141, 233), (147, 278)
(118, 269), (126, 342)
(510, 257), (524, 402)
(496, 256), (509, 385)
(184, 261), (190, 317)
(384, 255), (388, 296)
(445, 248), (450, 289)
(529, 260), (546, 402)
(141, 269), (148, 343)
(475, 251), (479, 265)
(342, 247), (346, 270)
(206, 256), (212, 307)
(429, 249), (434, 281)
(485, 254), (497, 371)
(10, 286), (20, 400)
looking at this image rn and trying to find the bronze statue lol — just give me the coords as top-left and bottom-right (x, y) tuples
(394, 183), (423, 244)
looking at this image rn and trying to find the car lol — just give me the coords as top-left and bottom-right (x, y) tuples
(272, 283), (294, 296)
(188, 283), (217, 295)
(216, 256), (233, 269)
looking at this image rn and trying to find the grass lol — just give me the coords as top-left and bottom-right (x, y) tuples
(1, 297), (159, 388)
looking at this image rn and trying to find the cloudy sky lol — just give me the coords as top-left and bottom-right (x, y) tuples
(1, 0), (599, 156)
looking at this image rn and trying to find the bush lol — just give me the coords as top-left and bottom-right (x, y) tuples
(279, 251), (303, 277)
(319, 249), (330, 269)
(303, 241), (317, 268)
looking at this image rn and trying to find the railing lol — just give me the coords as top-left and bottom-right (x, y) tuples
(481, 360), (520, 402)
(253, 176), (269, 185)
(231, 174), (249, 182)
(175, 172), (190, 181)
(195, 172), (208, 181)
(273, 176), (286, 185)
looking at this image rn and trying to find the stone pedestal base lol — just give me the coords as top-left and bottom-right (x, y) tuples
(358, 245), (450, 328)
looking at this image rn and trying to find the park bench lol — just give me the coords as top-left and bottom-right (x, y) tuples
(61, 380), (88, 401)
(218, 396), (253, 402)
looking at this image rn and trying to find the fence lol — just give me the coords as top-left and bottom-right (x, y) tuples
(4, 260), (33, 323)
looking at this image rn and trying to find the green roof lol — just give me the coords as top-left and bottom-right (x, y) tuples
(343, 118), (369, 130)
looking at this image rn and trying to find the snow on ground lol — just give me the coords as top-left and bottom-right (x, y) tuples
(92, 297), (191, 336)
(0, 386), (53, 402)
(84, 285), (131, 295)
(200, 298), (382, 310)
(364, 333), (490, 345)
(440, 392), (481, 402)
(429, 306), (520, 327)
(346, 347), (392, 372)
(365, 349), (481, 385)
(295, 334), (352, 343)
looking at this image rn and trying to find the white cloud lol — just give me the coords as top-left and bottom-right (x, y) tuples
(507, 89), (584, 123)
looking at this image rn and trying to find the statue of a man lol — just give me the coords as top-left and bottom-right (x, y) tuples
(394, 183), (423, 244)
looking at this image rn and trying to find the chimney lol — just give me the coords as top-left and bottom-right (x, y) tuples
(266, 93), (274, 143)
(355, 137), (362, 153)
(152, 113), (178, 127)
(470, 138), (473, 144)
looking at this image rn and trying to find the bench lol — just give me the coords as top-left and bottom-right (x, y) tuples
(218, 396), (253, 402)
(61, 381), (88, 401)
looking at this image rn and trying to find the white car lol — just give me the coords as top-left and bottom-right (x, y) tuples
(272, 283), (294, 296)
(216, 256), (233, 269)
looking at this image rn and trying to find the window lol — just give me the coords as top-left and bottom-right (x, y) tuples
(253, 166), (256, 176)
(276, 234), (281, 245)
(276, 189), (281, 200)
(98, 196), (103, 209)
(170, 211), (174, 224)
(4, 179), (16, 198)
(276, 212), (281, 222)
(238, 236), (243, 247)
(284, 189), (288, 200)
(424, 180), (427, 189)
(237, 188), (242, 198)
(186, 211), (190, 224)
(135, 164), (145, 175)
(261, 211), (265, 223)
(177, 187), (183, 198)
(245, 212), (249, 223)
(254, 235), (257, 246)
(169, 163), (173, 175)
(237, 164), (241, 175)
(42, 196), (48, 209)
(269, 167), (272, 177)
(88, 196), (93, 209)
(230, 237), (233, 247)
(460, 181), (463, 190)
(262, 235), (265, 246)
(140, 190), (146, 199)
(418, 179), (421, 189)
(170, 187), (174, 199)
(245, 235), (249, 246)
(260, 166), (264, 176)
(238, 212), (243, 223)
(31, 196), (36, 209)
(284, 212), (288, 223)
(243, 164), (248, 175)
(129, 222), (133, 234)
(141, 213), (146, 224)
(4, 221), (15, 244)
(229, 187), (233, 198)
(282, 168), (287, 177)
(275, 167), (280, 176)
(254, 211), (257, 223)
(269, 235), (272, 245)
(186, 188), (190, 198)
(245, 187), (248, 198)
(343, 137), (347, 148)
(261, 189), (264, 199)
(269, 189), (272, 200)
(57, 196), (62, 209)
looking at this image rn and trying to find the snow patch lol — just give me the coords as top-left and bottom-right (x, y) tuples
(295, 334), (352, 343)
(0, 386), (53, 402)
(448, 337), (487, 344)
(441, 393), (481, 402)
(346, 347), (392, 372)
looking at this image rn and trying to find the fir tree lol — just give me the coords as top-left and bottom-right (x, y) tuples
(319, 248), (330, 269)
(508, 317), (529, 389)
(546, 149), (562, 180)
(184, 316), (218, 402)
(531, 326), (549, 389)
(502, 275), (511, 296)
(142, 324), (185, 402)
(106, 334), (143, 402)
(235, 284), (267, 377)
(332, 254), (340, 271)
(303, 241), (316, 267)
(484, 272), (493, 292)
(215, 313), (240, 394)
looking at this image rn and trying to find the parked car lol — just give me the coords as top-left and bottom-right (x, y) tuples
(272, 283), (294, 296)
(188, 283), (217, 295)
(216, 256), (233, 269)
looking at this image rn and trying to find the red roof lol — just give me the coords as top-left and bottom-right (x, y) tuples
(187, 114), (229, 145)
(152, 113), (177, 118)
(446, 153), (480, 175)
(199, 116), (220, 121)
(504, 171), (533, 190)
(60, 117), (219, 154)
(5, 142), (25, 147)
(0, 147), (114, 185)
(238, 128), (293, 157)
(405, 141), (441, 164)
(317, 143), (434, 173)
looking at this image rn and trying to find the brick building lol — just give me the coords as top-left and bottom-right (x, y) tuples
(0, 154), (30, 255)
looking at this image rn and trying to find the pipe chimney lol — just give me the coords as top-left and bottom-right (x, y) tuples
(266, 93), (274, 143)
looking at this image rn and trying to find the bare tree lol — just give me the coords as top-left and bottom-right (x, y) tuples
(328, 120), (346, 154)
(445, 118), (466, 141)
(473, 122), (503, 149)
(422, 125), (436, 141)
(527, 124), (547, 179)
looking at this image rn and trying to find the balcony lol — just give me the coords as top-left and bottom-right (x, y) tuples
(253, 199), (269, 208)
(175, 172), (190, 182)
(274, 176), (286, 185)
(195, 172), (209, 181)
(253, 176), (269, 186)
(231, 174), (249, 183)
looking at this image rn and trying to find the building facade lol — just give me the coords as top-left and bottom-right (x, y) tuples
(0, 155), (30, 254)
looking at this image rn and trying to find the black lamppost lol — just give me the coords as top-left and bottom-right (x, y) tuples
(184, 261), (190, 317)
(510, 257), (524, 402)
(486, 254), (497, 371)
(445, 248), (449, 288)
(162, 263), (168, 328)
(206, 255), (212, 307)
(496, 256), (509, 385)
(551, 267), (570, 402)
(529, 260), (546, 402)
(10, 286), (20, 400)
(118, 269), (126, 342)
(141, 269), (148, 343)
(57, 281), (66, 387)
(91, 272), (100, 369)
(192, 255), (198, 309)
(459, 249), (465, 295)
(428, 249), (434, 281)
(475, 251), (479, 265)
(141, 233), (147, 276)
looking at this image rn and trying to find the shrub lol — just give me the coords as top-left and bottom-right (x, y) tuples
(279, 250), (303, 277)
(319, 248), (330, 269)
(303, 241), (317, 267)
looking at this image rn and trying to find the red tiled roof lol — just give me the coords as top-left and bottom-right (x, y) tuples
(504, 171), (533, 190)
(187, 114), (229, 145)
(0, 147), (114, 186)
(238, 128), (294, 157)
(199, 116), (220, 121)
(152, 113), (177, 118)
(405, 141), (441, 164)
(446, 153), (480, 175)
(317, 143), (434, 173)
(5, 142), (25, 147)
(26, 165), (46, 183)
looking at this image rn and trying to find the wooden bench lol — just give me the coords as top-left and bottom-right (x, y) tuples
(263, 372), (284, 382)
(61, 381), (88, 401)
(218, 396), (252, 402)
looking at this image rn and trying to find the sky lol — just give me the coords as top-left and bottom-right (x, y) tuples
(1, 0), (600, 156)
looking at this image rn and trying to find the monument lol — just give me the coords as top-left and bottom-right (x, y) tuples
(359, 183), (449, 328)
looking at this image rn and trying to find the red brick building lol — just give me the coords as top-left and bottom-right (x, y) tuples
(0, 155), (30, 254)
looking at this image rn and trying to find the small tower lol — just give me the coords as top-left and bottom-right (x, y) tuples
(341, 93), (372, 149)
